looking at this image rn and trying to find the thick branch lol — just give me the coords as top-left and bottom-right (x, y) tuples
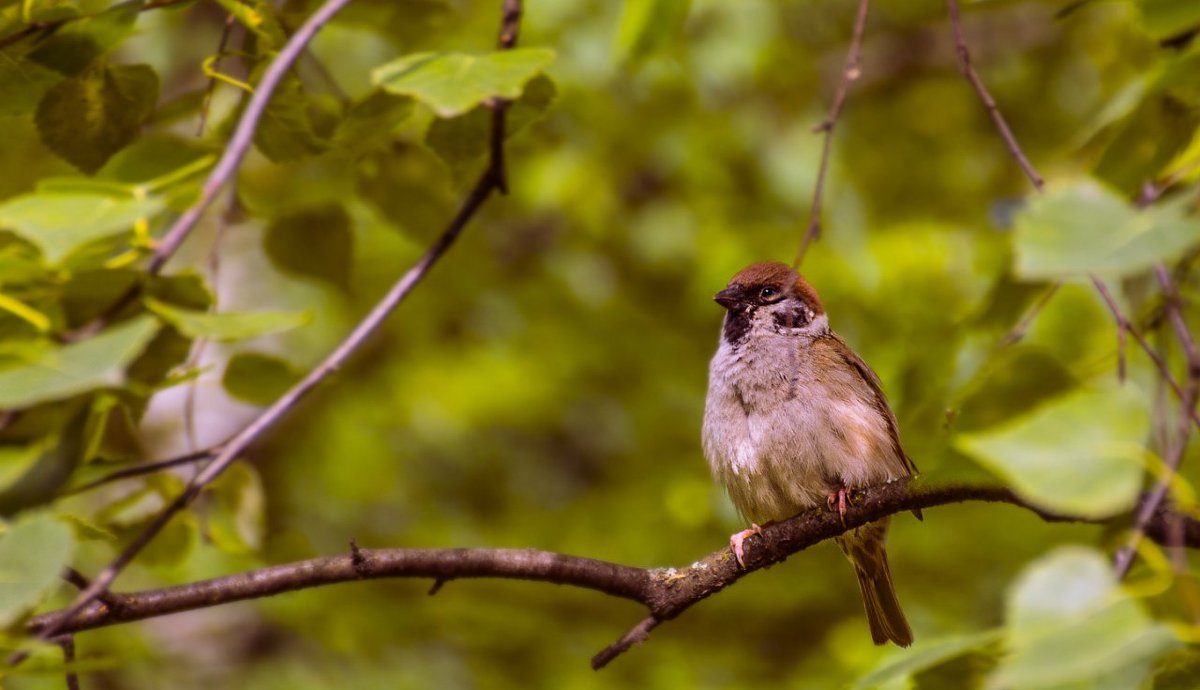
(27, 481), (1199, 667)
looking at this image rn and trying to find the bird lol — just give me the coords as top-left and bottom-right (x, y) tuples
(701, 260), (916, 647)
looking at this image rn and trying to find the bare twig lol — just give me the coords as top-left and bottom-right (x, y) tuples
(66, 447), (220, 495)
(22, 0), (525, 654)
(794, 0), (870, 268)
(55, 635), (79, 690)
(592, 616), (659, 670)
(1090, 276), (1200, 430)
(1114, 265), (1199, 578)
(945, 0), (1044, 192)
(25, 481), (1200, 668)
(195, 14), (238, 137)
(998, 282), (1061, 347)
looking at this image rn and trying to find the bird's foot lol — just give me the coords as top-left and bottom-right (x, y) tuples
(827, 487), (851, 527)
(729, 523), (763, 568)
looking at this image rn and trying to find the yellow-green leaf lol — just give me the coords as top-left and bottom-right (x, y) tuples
(373, 48), (556, 118)
(955, 382), (1149, 518)
(0, 513), (75, 627)
(0, 316), (159, 408)
(145, 298), (310, 342)
(0, 190), (164, 264)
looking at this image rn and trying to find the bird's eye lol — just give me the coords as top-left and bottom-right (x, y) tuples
(759, 286), (779, 300)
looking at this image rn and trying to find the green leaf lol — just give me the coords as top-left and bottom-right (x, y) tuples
(0, 190), (164, 264)
(222, 351), (301, 406)
(373, 48), (556, 118)
(0, 316), (159, 408)
(0, 57), (62, 118)
(27, 0), (142, 75)
(0, 512), (75, 628)
(254, 76), (330, 164)
(333, 90), (414, 155)
(1136, 0), (1200, 41)
(264, 204), (353, 287)
(425, 74), (557, 184)
(355, 144), (455, 238)
(145, 298), (310, 342)
(36, 62), (160, 174)
(614, 0), (692, 63)
(852, 631), (1002, 690)
(206, 464), (265, 554)
(989, 546), (1180, 689)
(955, 382), (1148, 518)
(0, 406), (90, 516)
(1013, 179), (1200, 280)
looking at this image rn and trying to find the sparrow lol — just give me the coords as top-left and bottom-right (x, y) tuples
(702, 261), (915, 647)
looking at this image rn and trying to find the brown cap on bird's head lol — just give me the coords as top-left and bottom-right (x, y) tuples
(714, 261), (825, 314)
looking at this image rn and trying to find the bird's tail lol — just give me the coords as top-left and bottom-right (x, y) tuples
(835, 518), (913, 647)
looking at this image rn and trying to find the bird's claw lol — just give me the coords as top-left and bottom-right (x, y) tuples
(827, 487), (850, 527)
(729, 524), (763, 568)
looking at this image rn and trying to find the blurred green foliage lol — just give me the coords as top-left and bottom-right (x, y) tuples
(0, 0), (1199, 687)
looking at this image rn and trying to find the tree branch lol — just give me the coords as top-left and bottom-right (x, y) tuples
(1114, 264), (1199, 577)
(795, 0), (870, 268)
(945, 0), (1043, 192)
(22, 0), (525, 655)
(26, 481), (1200, 669)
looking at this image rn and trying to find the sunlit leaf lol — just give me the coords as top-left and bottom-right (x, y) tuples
(0, 190), (164, 264)
(0, 512), (75, 627)
(989, 547), (1180, 689)
(1013, 179), (1200, 280)
(145, 298), (310, 342)
(373, 48), (556, 117)
(955, 382), (1148, 517)
(0, 316), (159, 408)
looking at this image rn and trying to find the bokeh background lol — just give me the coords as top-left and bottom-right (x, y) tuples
(3, 0), (1199, 687)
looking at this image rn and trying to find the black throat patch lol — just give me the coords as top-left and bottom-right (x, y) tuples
(723, 308), (753, 346)
(772, 304), (811, 331)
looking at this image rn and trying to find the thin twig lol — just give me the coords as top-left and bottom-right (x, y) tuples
(945, 0), (1044, 192)
(1090, 275), (1200, 430)
(55, 635), (79, 690)
(66, 447), (220, 495)
(592, 616), (659, 670)
(998, 282), (1061, 347)
(794, 0), (870, 268)
(1114, 265), (1199, 578)
(195, 14), (239, 137)
(21, 0), (525, 655)
(183, 185), (241, 450)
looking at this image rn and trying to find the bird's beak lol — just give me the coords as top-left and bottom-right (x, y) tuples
(713, 287), (743, 310)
